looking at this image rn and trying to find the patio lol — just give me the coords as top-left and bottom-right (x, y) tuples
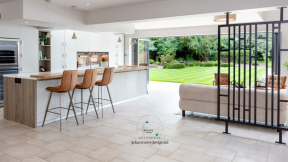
(0, 81), (287, 162)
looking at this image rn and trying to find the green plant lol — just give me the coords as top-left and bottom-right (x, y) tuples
(188, 63), (194, 67)
(167, 63), (186, 69)
(232, 81), (245, 88)
(177, 57), (184, 62)
(160, 54), (175, 63)
(220, 63), (234, 67)
(156, 61), (161, 65)
(202, 63), (214, 67)
(193, 61), (200, 66)
(39, 34), (47, 44)
(252, 61), (259, 65)
(284, 62), (288, 70)
(149, 59), (155, 64)
(170, 60), (179, 64)
(101, 58), (107, 62)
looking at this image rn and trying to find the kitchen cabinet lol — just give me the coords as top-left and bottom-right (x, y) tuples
(88, 33), (99, 52)
(99, 33), (109, 52)
(76, 31), (88, 52)
(64, 30), (77, 70)
(51, 30), (65, 72)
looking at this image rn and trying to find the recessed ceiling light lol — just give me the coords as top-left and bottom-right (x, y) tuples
(24, 22), (28, 23)
(66, 27), (69, 28)
(87, 3), (90, 5)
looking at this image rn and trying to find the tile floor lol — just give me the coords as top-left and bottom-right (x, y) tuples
(0, 81), (288, 162)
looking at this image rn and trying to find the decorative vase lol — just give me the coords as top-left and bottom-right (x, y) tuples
(41, 41), (44, 45)
(101, 61), (108, 68)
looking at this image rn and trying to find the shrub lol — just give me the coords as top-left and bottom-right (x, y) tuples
(177, 57), (184, 62)
(188, 63), (194, 67)
(160, 54), (174, 63)
(167, 63), (186, 69)
(220, 63), (234, 67)
(215, 50), (250, 63)
(202, 63), (214, 67)
(211, 60), (222, 66)
(170, 60), (179, 64)
(193, 61), (200, 66)
(156, 61), (161, 65)
(163, 63), (168, 69)
(149, 59), (155, 64)
(185, 63), (189, 66)
(252, 61), (259, 65)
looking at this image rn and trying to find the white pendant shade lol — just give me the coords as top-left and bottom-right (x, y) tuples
(214, 14), (236, 22)
(133, 39), (137, 44)
(46, 30), (52, 38)
(130, 40), (133, 45)
(118, 37), (122, 42)
(72, 32), (77, 39)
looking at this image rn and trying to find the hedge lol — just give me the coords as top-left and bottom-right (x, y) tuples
(252, 61), (259, 65)
(216, 50), (251, 64)
(201, 63), (214, 67)
(166, 63), (186, 69)
(193, 61), (200, 66)
(220, 63), (234, 67)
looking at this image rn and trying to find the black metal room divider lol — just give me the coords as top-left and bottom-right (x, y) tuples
(217, 7), (288, 144)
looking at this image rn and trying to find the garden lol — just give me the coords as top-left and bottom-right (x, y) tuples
(147, 34), (272, 85)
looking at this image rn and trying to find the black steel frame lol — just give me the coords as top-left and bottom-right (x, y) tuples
(217, 8), (288, 144)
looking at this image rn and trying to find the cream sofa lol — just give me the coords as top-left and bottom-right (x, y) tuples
(179, 83), (288, 124)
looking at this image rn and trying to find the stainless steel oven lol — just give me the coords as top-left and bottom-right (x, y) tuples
(0, 38), (20, 105)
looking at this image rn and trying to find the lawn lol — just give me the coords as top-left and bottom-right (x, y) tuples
(149, 66), (267, 85)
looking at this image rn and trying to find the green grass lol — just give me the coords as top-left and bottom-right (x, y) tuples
(258, 60), (272, 68)
(150, 66), (267, 85)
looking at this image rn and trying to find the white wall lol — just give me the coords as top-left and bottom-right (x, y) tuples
(0, 22), (38, 73)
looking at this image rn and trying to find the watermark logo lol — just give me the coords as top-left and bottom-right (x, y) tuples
(136, 116), (163, 139)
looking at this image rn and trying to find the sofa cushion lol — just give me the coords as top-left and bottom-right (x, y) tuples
(179, 83), (288, 111)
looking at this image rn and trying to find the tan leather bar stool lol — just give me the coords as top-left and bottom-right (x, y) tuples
(86, 67), (115, 117)
(66, 69), (98, 124)
(42, 70), (78, 132)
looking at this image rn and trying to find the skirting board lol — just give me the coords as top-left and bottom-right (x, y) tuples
(37, 94), (147, 126)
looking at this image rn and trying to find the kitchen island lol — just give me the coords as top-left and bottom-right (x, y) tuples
(4, 66), (151, 128)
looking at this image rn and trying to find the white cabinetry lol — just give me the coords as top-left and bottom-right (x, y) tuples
(99, 33), (109, 52)
(51, 30), (65, 72)
(51, 30), (77, 71)
(76, 31), (88, 52)
(88, 33), (99, 52)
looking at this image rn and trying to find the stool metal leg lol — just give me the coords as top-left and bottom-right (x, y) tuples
(81, 89), (84, 124)
(66, 89), (75, 120)
(60, 92), (62, 132)
(86, 88), (91, 114)
(68, 91), (78, 125)
(42, 91), (53, 127)
(101, 86), (103, 117)
(98, 86), (100, 111)
(106, 85), (115, 113)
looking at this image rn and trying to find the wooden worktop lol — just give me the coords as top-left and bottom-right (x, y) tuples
(29, 66), (155, 79)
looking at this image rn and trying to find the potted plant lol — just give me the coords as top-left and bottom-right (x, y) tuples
(101, 58), (108, 68)
(39, 34), (47, 45)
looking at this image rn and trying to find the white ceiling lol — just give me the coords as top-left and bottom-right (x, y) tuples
(135, 12), (264, 30)
(31, 0), (163, 11)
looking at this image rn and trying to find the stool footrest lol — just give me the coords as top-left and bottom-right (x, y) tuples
(47, 111), (61, 115)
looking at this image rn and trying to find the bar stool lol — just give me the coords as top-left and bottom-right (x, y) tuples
(42, 70), (78, 132)
(66, 69), (98, 124)
(86, 67), (115, 117)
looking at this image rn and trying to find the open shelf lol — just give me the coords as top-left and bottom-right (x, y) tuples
(39, 31), (51, 72)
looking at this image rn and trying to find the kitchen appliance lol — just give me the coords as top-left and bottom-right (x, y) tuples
(0, 39), (20, 107)
(77, 52), (109, 70)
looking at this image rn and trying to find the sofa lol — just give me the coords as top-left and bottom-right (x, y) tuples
(179, 83), (288, 124)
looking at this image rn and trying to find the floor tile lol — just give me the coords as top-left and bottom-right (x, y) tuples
(215, 158), (231, 162)
(90, 126), (121, 136)
(145, 155), (178, 162)
(62, 129), (92, 138)
(169, 149), (216, 162)
(21, 156), (48, 162)
(87, 147), (122, 162)
(31, 130), (67, 143)
(117, 144), (159, 159)
(105, 134), (134, 145)
(155, 150), (173, 157)
(1, 143), (44, 160)
(232, 157), (258, 162)
(204, 146), (237, 160)
(68, 145), (93, 156)
(36, 151), (54, 159)
(45, 150), (94, 162)
(117, 153), (146, 162)
(71, 136), (110, 150)
(0, 152), (20, 162)
(41, 140), (74, 153)
(225, 140), (269, 157)
(236, 151), (267, 162)
(151, 141), (181, 152)
(174, 135), (214, 150)
(2, 134), (33, 145)
(26, 138), (48, 147)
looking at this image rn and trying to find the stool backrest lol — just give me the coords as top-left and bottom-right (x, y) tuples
(82, 69), (98, 88)
(59, 70), (78, 91)
(101, 67), (115, 85)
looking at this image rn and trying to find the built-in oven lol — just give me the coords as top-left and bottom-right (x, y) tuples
(0, 39), (20, 107)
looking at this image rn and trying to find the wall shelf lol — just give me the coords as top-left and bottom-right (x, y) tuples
(39, 31), (51, 72)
